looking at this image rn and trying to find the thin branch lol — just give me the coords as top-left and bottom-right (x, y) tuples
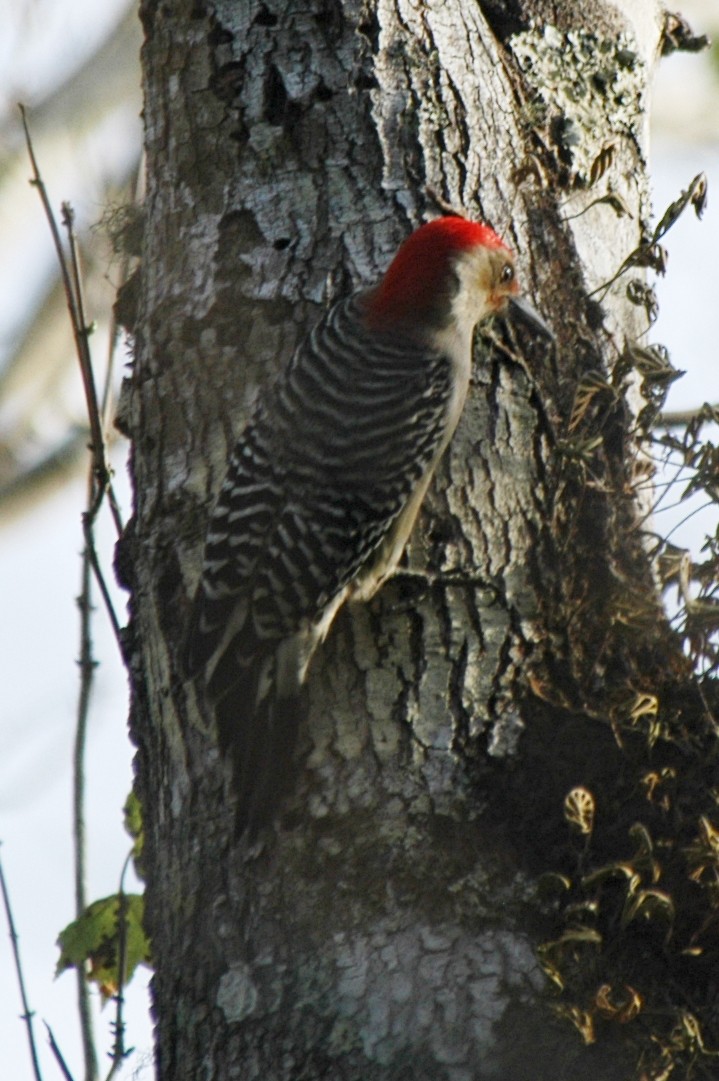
(19, 104), (123, 539)
(20, 108), (103, 481)
(657, 406), (719, 429)
(44, 1023), (77, 1081)
(21, 104), (125, 663)
(646, 457), (696, 523)
(104, 852), (134, 1081)
(661, 499), (715, 546)
(74, 495), (99, 1081)
(63, 207), (126, 651)
(82, 510), (125, 659)
(60, 196), (105, 501)
(61, 201), (124, 538)
(0, 845), (44, 1081)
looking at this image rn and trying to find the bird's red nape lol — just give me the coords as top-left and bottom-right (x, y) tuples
(365, 216), (510, 330)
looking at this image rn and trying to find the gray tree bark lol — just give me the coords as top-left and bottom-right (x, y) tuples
(118, 1), (701, 1077)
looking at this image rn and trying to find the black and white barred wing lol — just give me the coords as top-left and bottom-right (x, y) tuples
(183, 296), (452, 830)
(186, 296), (451, 687)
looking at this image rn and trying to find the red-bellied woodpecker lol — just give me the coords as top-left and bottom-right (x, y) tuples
(184, 215), (550, 833)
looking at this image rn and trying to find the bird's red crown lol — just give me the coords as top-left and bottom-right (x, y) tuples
(365, 216), (509, 330)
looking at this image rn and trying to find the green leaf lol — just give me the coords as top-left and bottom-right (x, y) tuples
(57, 893), (150, 1001)
(123, 790), (145, 878)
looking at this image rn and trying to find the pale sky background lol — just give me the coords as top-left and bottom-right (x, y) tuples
(0, 3), (718, 1080)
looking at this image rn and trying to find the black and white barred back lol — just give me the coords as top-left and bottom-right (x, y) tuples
(184, 294), (454, 833)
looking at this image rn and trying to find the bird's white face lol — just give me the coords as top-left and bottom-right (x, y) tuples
(450, 244), (519, 339)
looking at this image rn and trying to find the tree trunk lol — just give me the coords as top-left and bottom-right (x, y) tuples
(120, 1), (715, 1078)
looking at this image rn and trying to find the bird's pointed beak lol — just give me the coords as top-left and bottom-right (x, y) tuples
(508, 295), (554, 340)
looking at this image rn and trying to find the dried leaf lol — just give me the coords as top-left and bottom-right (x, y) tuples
(583, 863), (640, 890)
(630, 243), (668, 275)
(564, 787), (595, 836)
(595, 983), (643, 1023)
(555, 1004), (596, 1045)
(628, 693), (659, 724)
(568, 373), (615, 432)
(626, 343), (681, 385)
(123, 790), (145, 875)
(653, 174), (708, 240)
(661, 13), (711, 55)
(690, 174), (708, 218)
(536, 949), (565, 990)
(626, 280), (659, 322)
(621, 888), (675, 931)
(589, 142), (616, 186)
(640, 767), (676, 810)
(604, 192), (632, 218)
(537, 872), (572, 898)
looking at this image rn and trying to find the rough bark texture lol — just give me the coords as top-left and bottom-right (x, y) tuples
(116, 0), (708, 1077)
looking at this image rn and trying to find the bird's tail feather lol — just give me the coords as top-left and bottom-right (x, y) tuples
(209, 647), (306, 838)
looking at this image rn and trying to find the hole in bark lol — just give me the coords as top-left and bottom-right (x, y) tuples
(474, 0), (525, 41)
(313, 2), (345, 38)
(314, 80), (334, 102)
(355, 73), (378, 91)
(208, 22), (233, 46)
(212, 61), (244, 103)
(253, 4), (277, 27)
(229, 122), (250, 146)
(264, 65), (301, 128)
(273, 238), (291, 251)
(265, 65), (287, 124)
(219, 210), (265, 250)
(358, 12), (380, 49)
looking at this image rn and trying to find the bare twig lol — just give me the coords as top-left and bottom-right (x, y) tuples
(657, 406), (719, 429)
(19, 105), (123, 537)
(61, 201), (124, 538)
(63, 202), (104, 462)
(105, 852), (135, 1081)
(64, 205), (126, 657)
(74, 515), (100, 1081)
(19, 110), (106, 496)
(82, 517), (125, 657)
(44, 1023), (77, 1081)
(0, 845), (44, 1081)
(20, 106), (125, 647)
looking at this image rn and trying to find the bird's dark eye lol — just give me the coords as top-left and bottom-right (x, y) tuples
(500, 263), (514, 285)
